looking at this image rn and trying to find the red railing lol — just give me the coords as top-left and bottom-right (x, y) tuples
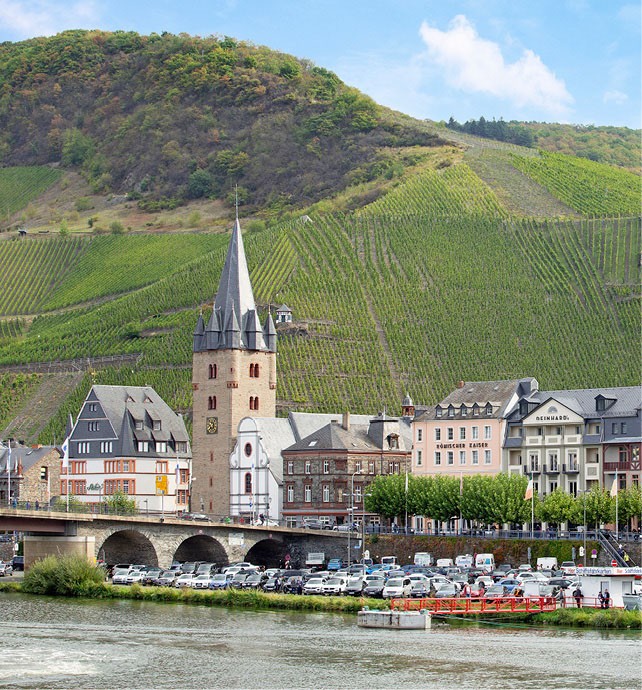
(390, 597), (557, 614)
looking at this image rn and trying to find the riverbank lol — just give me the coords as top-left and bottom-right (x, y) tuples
(1, 581), (639, 628)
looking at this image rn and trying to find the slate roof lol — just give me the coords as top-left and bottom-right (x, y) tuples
(250, 418), (296, 484)
(416, 379), (533, 421)
(284, 418), (409, 453)
(193, 220), (276, 353)
(0, 445), (59, 475)
(517, 386), (641, 420)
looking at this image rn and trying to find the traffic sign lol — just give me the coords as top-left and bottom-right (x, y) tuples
(155, 475), (167, 495)
(611, 559), (617, 567)
(579, 547), (584, 557)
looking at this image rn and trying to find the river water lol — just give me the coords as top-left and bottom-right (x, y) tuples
(0, 594), (639, 689)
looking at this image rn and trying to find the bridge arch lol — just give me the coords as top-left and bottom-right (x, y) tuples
(245, 538), (288, 568)
(98, 529), (159, 567)
(173, 535), (229, 567)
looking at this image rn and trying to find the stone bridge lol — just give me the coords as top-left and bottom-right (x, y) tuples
(0, 509), (350, 569)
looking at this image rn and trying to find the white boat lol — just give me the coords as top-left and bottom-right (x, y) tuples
(622, 593), (642, 611)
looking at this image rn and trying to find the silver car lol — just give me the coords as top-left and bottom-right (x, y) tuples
(192, 574), (214, 589)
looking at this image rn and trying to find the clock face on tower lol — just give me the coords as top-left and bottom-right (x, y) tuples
(206, 417), (218, 434)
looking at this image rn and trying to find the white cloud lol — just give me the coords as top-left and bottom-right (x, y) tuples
(603, 90), (629, 105)
(418, 15), (573, 116)
(0, 0), (99, 39)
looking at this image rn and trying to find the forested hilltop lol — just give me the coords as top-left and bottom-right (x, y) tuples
(0, 30), (445, 210)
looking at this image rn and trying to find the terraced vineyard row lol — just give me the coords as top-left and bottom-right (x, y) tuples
(42, 233), (227, 311)
(0, 166), (62, 219)
(509, 151), (641, 216)
(0, 372), (41, 432)
(0, 237), (88, 315)
(0, 319), (24, 343)
(250, 232), (298, 305)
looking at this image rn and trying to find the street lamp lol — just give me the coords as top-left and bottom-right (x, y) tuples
(347, 470), (360, 568)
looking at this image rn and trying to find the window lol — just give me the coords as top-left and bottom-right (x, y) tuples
(244, 473), (252, 494)
(472, 426), (479, 440)
(368, 461), (375, 474)
(209, 364), (217, 379)
(473, 406), (479, 416)
(568, 481), (578, 497)
(304, 485), (311, 502)
(88, 403), (97, 412)
(88, 421), (99, 432)
(156, 461), (168, 473)
(548, 452), (558, 469)
(596, 397), (606, 411)
(436, 407), (442, 418)
(484, 425), (491, 440)
(100, 441), (113, 454)
(448, 407), (455, 417)
(619, 446), (628, 463)
(416, 450), (423, 467)
(447, 451), (454, 465)
(549, 481), (558, 492)
(249, 396), (260, 411)
(435, 451), (441, 466)
(621, 422), (627, 434)
(435, 428), (441, 441)
(210, 451), (214, 463)
(137, 441), (149, 453)
(486, 405), (492, 416)
(575, 426), (581, 435)
(122, 461), (130, 472)
(322, 485), (330, 503)
(472, 450), (479, 465)
(568, 452), (578, 471)
(287, 461), (293, 475)
(287, 485), (294, 502)
(244, 443), (253, 457)
(249, 363), (260, 378)
(355, 460), (362, 473)
(354, 485), (362, 502)
(122, 480), (130, 494)
(40, 466), (48, 481)
(70, 461), (86, 474)
(323, 460), (330, 474)
(459, 450), (466, 465)
(135, 420), (144, 431)
(156, 441), (167, 454)
(612, 423), (617, 434)
(389, 462), (400, 474)
(180, 469), (189, 483)
(417, 428), (423, 441)
(305, 461), (311, 474)
(77, 442), (90, 454)
(177, 490), (188, 505)
(459, 427), (466, 441)
(447, 427), (454, 441)
(153, 420), (161, 431)
(176, 442), (187, 454)
(484, 450), (492, 465)
(208, 396), (217, 410)
(461, 406), (467, 417)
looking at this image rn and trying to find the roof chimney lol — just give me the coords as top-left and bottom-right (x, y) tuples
(342, 411), (350, 431)
(457, 381), (465, 388)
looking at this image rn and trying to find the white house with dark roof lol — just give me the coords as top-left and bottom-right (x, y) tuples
(65, 385), (191, 513)
(275, 304), (292, 323)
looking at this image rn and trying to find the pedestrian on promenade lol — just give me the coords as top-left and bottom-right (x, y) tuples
(598, 590), (604, 608)
(297, 579), (303, 595)
(573, 585), (583, 608)
(602, 589), (610, 609)
(35, 500), (39, 511)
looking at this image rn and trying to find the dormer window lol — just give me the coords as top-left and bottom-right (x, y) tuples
(436, 407), (442, 418)
(153, 420), (161, 431)
(461, 406), (467, 417)
(448, 406), (455, 418)
(486, 405), (493, 416)
(473, 406), (479, 416)
(135, 420), (143, 431)
(519, 401), (528, 415)
(595, 395), (616, 412)
(387, 434), (400, 450)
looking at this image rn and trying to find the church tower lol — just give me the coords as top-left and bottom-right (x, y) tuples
(191, 219), (277, 515)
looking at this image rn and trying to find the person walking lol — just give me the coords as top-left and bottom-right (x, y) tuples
(598, 590), (604, 608)
(603, 589), (610, 609)
(573, 584), (583, 608)
(297, 578), (303, 596)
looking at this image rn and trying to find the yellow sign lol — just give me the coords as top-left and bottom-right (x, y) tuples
(156, 475), (167, 495)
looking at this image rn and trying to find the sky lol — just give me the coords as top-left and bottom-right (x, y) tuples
(0, 0), (639, 128)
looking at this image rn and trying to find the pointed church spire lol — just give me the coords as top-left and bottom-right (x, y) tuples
(193, 310), (205, 352)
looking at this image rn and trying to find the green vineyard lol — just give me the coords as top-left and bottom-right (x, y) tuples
(0, 166), (62, 219)
(509, 151), (641, 216)
(0, 237), (88, 315)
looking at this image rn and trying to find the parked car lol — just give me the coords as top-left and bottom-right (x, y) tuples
(11, 556), (24, 572)
(180, 513), (213, 522)
(482, 585), (508, 602)
(125, 570), (146, 585)
(142, 568), (162, 585)
(282, 576), (302, 594)
(322, 576), (348, 596)
(230, 573), (249, 588)
(344, 576), (365, 596)
(497, 578), (521, 593)
(327, 559), (343, 571)
(180, 562), (199, 575)
(410, 581), (431, 598)
(560, 561), (577, 576)
(548, 577), (574, 590)
(301, 519), (325, 530)
(303, 576), (327, 595)
(191, 574), (214, 589)
(382, 577), (413, 599)
(435, 584), (459, 599)
(362, 577), (386, 598)
(111, 568), (131, 585)
(242, 573), (268, 589)
(174, 574), (195, 588)
(155, 571), (179, 587)
(209, 573), (232, 590)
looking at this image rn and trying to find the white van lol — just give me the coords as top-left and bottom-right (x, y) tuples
(436, 558), (454, 568)
(414, 552), (433, 567)
(536, 557), (558, 571)
(475, 553), (495, 571)
(380, 556), (397, 566)
(455, 554), (474, 568)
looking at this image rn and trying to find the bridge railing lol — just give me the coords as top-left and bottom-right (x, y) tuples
(390, 596), (558, 614)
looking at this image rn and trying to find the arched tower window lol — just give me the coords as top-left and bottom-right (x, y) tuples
(209, 363), (217, 379)
(244, 473), (252, 494)
(208, 395), (217, 410)
(249, 396), (259, 411)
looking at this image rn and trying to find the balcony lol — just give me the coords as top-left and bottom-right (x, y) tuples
(603, 461), (630, 472)
(523, 465), (541, 475)
(543, 463), (560, 474)
(564, 435), (582, 445)
(545, 436), (561, 446)
(562, 463), (579, 474)
(526, 436), (542, 446)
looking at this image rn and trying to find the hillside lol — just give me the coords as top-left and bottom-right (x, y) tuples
(0, 30), (639, 445)
(0, 30), (446, 215)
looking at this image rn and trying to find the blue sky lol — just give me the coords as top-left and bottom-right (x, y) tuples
(0, 0), (639, 127)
